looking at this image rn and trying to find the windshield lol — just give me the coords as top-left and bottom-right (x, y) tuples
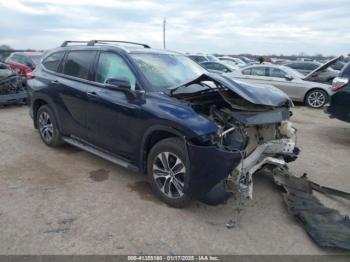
(131, 53), (206, 91)
(30, 55), (42, 65)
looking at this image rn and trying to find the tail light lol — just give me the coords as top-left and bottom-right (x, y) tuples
(332, 77), (348, 91)
(26, 71), (35, 80)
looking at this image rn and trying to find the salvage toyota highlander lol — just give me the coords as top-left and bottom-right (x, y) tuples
(27, 40), (299, 207)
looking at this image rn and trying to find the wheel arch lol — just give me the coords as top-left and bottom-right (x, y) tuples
(33, 99), (48, 129)
(32, 97), (62, 131)
(303, 87), (329, 103)
(139, 125), (186, 174)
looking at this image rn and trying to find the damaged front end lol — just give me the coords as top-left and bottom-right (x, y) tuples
(0, 63), (27, 105)
(172, 73), (299, 204)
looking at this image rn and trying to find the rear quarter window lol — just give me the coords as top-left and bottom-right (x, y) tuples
(63, 51), (97, 80)
(43, 52), (65, 72)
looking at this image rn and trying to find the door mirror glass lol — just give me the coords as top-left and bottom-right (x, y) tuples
(285, 75), (293, 81)
(105, 77), (131, 90)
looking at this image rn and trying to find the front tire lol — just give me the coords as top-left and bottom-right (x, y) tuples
(36, 105), (63, 147)
(305, 89), (328, 108)
(147, 137), (191, 208)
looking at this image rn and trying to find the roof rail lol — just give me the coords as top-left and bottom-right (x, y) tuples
(87, 40), (150, 48)
(60, 41), (90, 47)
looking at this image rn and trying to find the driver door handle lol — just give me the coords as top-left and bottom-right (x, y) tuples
(87, 91), (99, 98)
(50, 80), (60, 85)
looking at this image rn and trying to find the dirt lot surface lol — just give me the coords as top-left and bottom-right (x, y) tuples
(0, 105), (350, 255)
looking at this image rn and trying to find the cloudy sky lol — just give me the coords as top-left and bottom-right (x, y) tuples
(0, 0), (349, 55)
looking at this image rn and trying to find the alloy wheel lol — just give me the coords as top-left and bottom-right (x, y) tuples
(38, 111), (54, 142)
(152, 152), (186, 199)
(307, 91), (326, 108)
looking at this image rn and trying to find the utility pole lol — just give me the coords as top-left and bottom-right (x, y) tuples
(163, 18), (166, 49)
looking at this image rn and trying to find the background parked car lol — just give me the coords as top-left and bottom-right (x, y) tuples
(324, 62), (350, 122)
(200, 61), (238, 74)
(218, 56), (246, 67)
(0, 62), (27, 105)
(331, 61), (346, 72)
(284, 60), (338, 83)
(5, 52), (43, 79)
(188, 54), (220, 64)
(232, 56), (258, 65)
(227, 64), (333, 108)
(188, 55), (208, 63)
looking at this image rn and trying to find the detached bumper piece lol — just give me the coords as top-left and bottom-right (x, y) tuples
(0, 91), (27, 105)
(186, 142), (242, 205)
(273, 171), (350, 250)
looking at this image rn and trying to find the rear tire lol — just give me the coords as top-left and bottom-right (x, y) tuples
(36, 105), (63, 147)
(305, 89), (328, 108)
(147, 137), (191, 208)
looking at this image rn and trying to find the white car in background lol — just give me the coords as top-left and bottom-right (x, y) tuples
(227, 64), (333, 108)
(218, 56), (247, 67)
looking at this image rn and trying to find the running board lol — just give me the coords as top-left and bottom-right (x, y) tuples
(63, 137), (139, 172)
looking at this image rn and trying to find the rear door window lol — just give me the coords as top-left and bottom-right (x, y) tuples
(269, 68), (287, 78)
(63, 51), (97, 80)
(43, 52), (65, 72)
(95, 52), (136, 90)
(250, 67), (268, 76)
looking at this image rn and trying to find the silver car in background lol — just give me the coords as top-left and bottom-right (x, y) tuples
(227, 64), (333, 108)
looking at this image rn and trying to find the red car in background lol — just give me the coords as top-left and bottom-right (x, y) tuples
(5, 52), (43, 79)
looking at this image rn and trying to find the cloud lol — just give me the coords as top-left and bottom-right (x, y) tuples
(0, 0), (349, 55)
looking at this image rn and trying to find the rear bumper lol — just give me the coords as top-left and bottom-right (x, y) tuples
(324, 103), (350, 123)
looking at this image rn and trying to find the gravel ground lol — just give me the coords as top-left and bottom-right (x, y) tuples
(0, 105), (349, 255)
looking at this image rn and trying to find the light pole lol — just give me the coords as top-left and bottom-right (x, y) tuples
(163, 18), (166, 49)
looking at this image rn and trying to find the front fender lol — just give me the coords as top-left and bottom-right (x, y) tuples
(185, 143), (242, 200)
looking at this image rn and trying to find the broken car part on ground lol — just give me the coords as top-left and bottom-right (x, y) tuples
(0, 62), (27, 105)
(272, 169), (350, 250)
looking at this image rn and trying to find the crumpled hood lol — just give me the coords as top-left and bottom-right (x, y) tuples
(208, 73), (292, 107)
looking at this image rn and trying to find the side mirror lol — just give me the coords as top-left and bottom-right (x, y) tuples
(104, 77), (137, 99)
(285, 75), (293, 81)
(105, 77), (131, 90)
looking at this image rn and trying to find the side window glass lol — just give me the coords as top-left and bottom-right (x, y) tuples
(242, 68), (251, 75)
(95, 52), (136, 90)
(43, 52), (65, 72)
(251, 67), (267, 76)
(21, 56), (29, 65)
(215, 63), (225, 70)
(11, 54), (19, 63)
(307, 63), (319, 70)
(63, 51), (96, 80)
(269, 68), (286, 78)
(288, 63), (298, 69)
(205, 63), (214, 69)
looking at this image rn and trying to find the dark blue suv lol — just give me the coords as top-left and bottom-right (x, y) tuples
(28, 40), (298, 207)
